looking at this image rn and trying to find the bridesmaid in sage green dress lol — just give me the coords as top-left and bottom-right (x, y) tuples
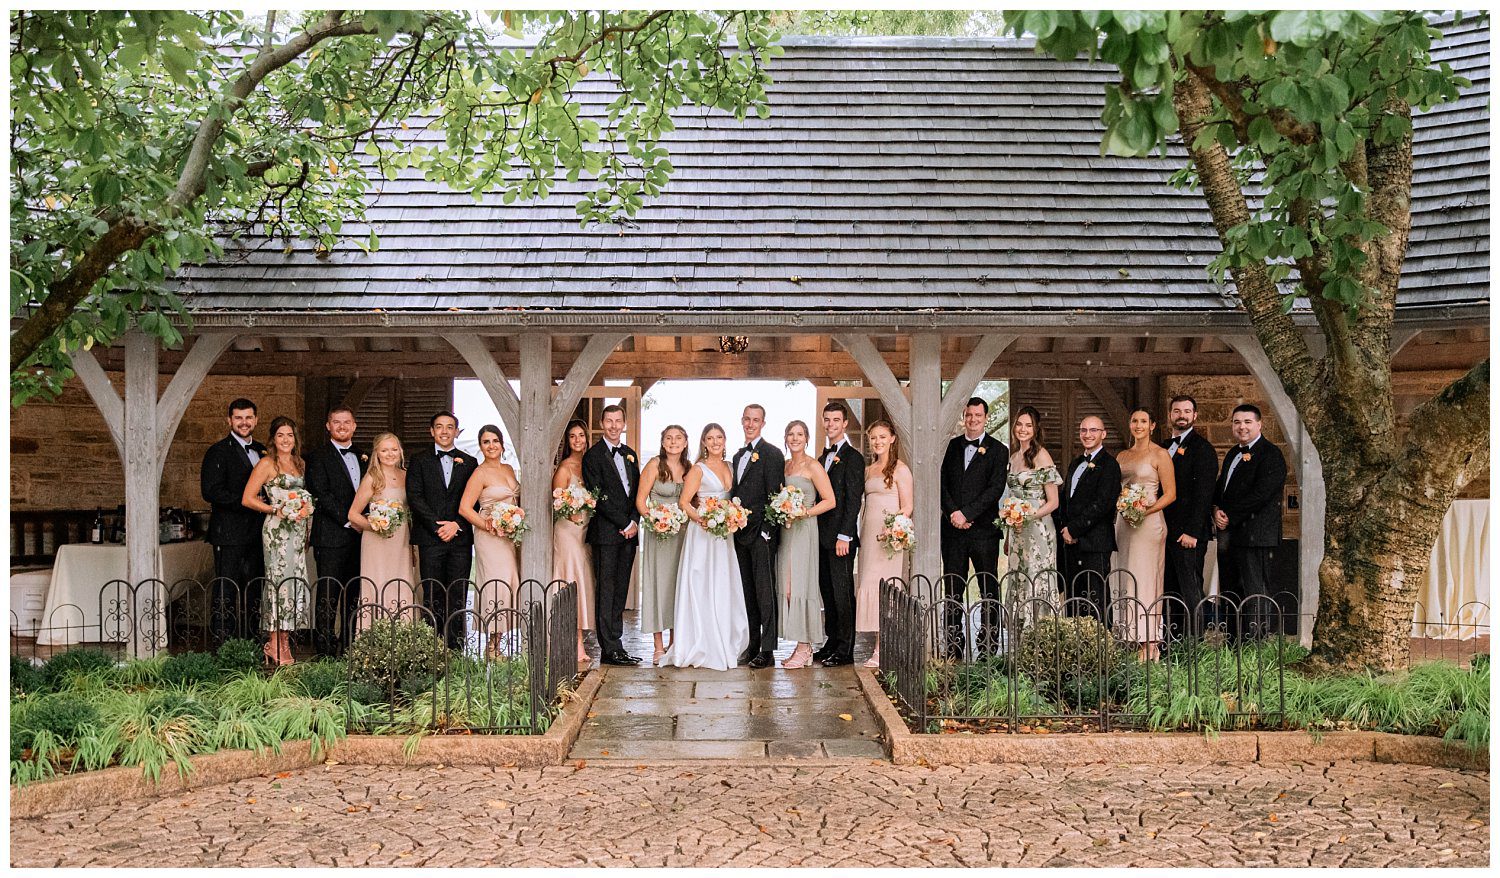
(634, 425), (691, 664)
(776, 420), (837, 669)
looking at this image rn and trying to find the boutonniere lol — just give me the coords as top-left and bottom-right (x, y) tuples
(627, 454), (636, 464)
(1175, 447), (1186, 456)
(1241, 453), (1252, 463)
(976, 446), (987, 455)
(1086, 461), (1096, 470)
(751, 452), (760, 463)
(453, 457), (466, 466)
(830, 455), (840, 465)
(360, 453), (369, 463)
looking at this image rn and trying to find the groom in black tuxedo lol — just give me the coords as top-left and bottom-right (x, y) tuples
(200, 397), (267, 645)
(304, 406), (366, 655)
(1212, 404), (1288, 640)
(813, 401), (864, 666)
(407, 411), (478, 649)
(730, 403), (785, 669)
(1162, 395), (1219, 639)
(938, 397), (1009, 658)
(1055, 415), (1122, 621)
(583, 404), (642, 666)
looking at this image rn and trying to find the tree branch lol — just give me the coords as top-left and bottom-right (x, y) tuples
(1185, 61), (1320, 146)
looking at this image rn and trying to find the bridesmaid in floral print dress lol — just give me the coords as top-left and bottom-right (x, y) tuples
(1000, 406), (1062, 627)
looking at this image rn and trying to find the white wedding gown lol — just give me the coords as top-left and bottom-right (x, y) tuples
(660, 462), (750, 671)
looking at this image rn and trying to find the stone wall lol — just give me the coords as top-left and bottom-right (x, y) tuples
(10, 374), (301, 512)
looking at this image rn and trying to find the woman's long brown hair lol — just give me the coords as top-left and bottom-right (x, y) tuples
(656, 425), (690, 483)
(868, 418), (902, 488)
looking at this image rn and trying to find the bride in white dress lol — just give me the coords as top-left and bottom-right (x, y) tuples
(660, 423), (749, 671)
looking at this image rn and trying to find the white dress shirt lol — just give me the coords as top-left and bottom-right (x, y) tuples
(1069, 449), (1099, 497)
(1223, 435), (1260, 488)
(436, 444), (455, 487)
(606, 441), (631, 493)
(233, 434), (259, 466)
(333, 441), (360, 489)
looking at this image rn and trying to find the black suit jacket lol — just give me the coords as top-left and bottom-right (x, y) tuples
(1213, 436), (1287, 549)
(940, 434), (1009, 540)
(1055, 449), (1122, 553)
(406, 447), (479, 549)
(1163, 429), (1219, 543)
(816, 440), (866, 550)
(304, 441), (367, 549)
(201, 435), (267, 547)
(583, 439), (641, 546)
(730, 437), (786, 547)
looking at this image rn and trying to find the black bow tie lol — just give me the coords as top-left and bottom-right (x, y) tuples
(337, 446), (356, 456)
(610, 445), (624, 456)
(744, 443), (756, 454)
(966, 438), (983, 448)
(438, 449), (458, 459)
(1236, 445), (1250, 454)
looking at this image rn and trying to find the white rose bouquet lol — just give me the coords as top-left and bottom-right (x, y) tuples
(763, 484), (809, 527)
(643, 500), (688, 541)
(488, 502), (529, 546)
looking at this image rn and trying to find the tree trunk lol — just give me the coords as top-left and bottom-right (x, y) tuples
(1172, 68), (1492, 673)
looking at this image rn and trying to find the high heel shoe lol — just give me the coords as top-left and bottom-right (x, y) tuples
(862, 649), (881, 669)
(782, 644), (812, 669)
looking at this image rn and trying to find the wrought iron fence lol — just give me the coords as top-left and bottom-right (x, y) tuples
(10, 577), (580, 735)
(877, 571), (1489, 734)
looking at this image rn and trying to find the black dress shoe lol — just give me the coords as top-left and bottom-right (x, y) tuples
(600, 654), (633, 666)
(820, 655), (851, 667)
(747, 652), (774, 670)
(616, 650), (642, 664)
(737, 649), (757, 666)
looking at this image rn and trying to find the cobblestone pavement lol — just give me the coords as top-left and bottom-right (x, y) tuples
(11, 760), (1487, 867)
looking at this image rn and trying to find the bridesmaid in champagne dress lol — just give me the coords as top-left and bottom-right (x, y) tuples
(348, 432), (417, 630)
(460, 425), (521, 655)
(553, 419), (596, 664)
(855, 420), (913, 668)
(635, 425), (690, 664)
(1000, 407), (1062, 628)
(1114, 407), (1177, 660)
(777, 421), (837, 669)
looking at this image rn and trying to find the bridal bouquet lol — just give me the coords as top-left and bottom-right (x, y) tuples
(995, 496), (1033, 533)
(365, 498), (408, 539)
(488, 502), (530, 545)
(1117, 483), (1151, 528)
(877, 512), (916, 558)
(271, 486), (315, 522)
(763, 484), (809, 527)
(698, 496), (749, 540)
(552, 482), (599, 522)
(643, 499), (688, 541)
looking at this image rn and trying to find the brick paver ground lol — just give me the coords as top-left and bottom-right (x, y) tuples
(11, 760), (1486, 867)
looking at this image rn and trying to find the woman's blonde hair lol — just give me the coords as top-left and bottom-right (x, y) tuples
(368, 432), (405, 494)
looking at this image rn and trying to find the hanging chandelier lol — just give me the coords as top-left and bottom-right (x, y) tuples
(717, 335), (750, 355)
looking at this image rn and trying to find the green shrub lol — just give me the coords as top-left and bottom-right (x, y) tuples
(41, 648), (116, 688)
(11, 655), (45, 696)
(344, 618), (448, 691)
(159, 652), (224, 687)
(282, 659), (346, 700)
(115, 655), (168, 686)
(15, 692), (101, 744)
(215, 638), (263, 675)
(1016, 616), (1127, 685)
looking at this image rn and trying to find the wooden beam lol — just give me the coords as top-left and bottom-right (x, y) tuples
(69, 347), (125, 457)
(516, 335), (555, 584)
(833, 333), (912, 438)
(156, 333), (235, 463)
(938, 334), (1016, 430)
(548, 333), (628, 441)
(448, 333), (521, 431)
(340, 376), (384, 413)
(907, 333), (945, 577)
(1080, 376), (1132, 439)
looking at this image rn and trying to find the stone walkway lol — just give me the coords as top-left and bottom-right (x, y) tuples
(11, 761), (1487, 867)
(572, 665), (886, 761)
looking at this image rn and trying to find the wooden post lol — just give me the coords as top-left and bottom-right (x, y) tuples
(517, 334), (556, 584)
(449, 333), (521, 430)
(1222, 334), (1324, 646)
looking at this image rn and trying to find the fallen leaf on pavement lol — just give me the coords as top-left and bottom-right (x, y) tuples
(838, 713), (853, 721)
(290, 806), (303, 814)
(1438, 782), (1454, 788)
(575, 760), (587, 770)
(487, 800), (510, 809)
(245, 798), (257, 804)
(275, 772), (292, 779)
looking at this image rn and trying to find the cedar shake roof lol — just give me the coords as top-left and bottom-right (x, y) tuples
(176, 21), (1489, 321)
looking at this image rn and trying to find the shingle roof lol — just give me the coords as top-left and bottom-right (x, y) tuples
(177, 22), (1489, 319)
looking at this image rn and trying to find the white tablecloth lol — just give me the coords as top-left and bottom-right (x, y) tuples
(1415, 499), (1490, 637)
(37, 541), (215, 646)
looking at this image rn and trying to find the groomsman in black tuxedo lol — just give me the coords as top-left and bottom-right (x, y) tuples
(1212, 404), (1288, 639)
(304, 406), (366, 655)
(1161, 395), (1219, 639)
(200, 397), (267, 645)
(583, 404), (642, 666)
(731, 403), (786, 669)
(1055, 416), (1122, 620)
(812, 401), (864, 667)
(407, 411), (478, 649)
(938, 397), (1009, 657)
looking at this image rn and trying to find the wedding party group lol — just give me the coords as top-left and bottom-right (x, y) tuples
(197, 388), (1286, 670)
